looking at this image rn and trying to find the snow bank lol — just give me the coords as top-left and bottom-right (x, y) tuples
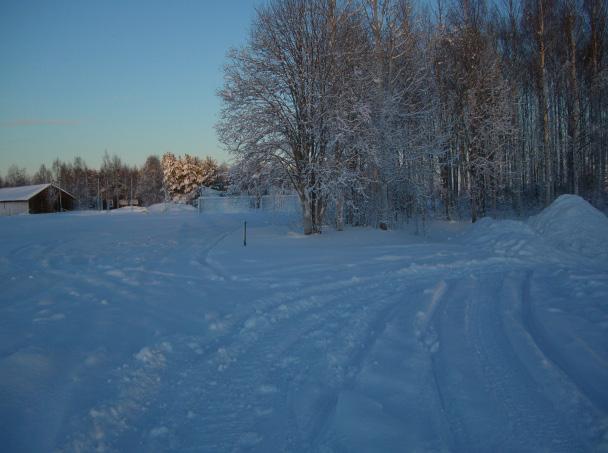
(460, 195), (608, 263)
(460, 218), (539, 259)
(528, 195), (608, 262)
(108, 206), (148, 214)
(147, 202), (197, 214)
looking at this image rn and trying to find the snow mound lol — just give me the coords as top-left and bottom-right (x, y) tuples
(528, 195), (608, 262)
(108, 206), (148, 214)
(460, 218), (539, 258)
(147, 202), (197, 214)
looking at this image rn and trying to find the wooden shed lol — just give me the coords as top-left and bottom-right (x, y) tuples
(0, 183), (76, 216)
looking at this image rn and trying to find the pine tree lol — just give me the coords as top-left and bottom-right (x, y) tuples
(161, 153), (219, 203)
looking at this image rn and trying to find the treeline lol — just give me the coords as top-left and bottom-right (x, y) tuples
(1, 153), (227, 208)
(218, 0), (607, 233)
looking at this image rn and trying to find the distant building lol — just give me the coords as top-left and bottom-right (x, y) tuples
(0, 183), (76, 216)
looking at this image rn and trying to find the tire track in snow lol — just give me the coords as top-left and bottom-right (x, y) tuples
(429, 273), (589, 452)
(174, 282), (390, 451)
(521, 269), (608, 418)
(503, 270), (606, 447)
(141, 275), (411, 452)
(60, 272), (391, 452)
(301, 293), (403, 451)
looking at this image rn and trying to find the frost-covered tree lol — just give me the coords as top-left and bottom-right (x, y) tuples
(358, 0), (444, 228)
(217, 0), (607, 227)
(435, 0), (517, 221)
(215, 163), (230, 191)
(33, 164), (53, 184)
(200, 157), (220, 188)
(218, 0), (370, 233)
(161, 153), (218, 203)
(71, 157), (91, 209)
(228, 158), (291, 208)
(137, 155), (164, 206)
(100, 153), (126, 208)
(219, 0), (445, 232)
(5, 165), (29, 187)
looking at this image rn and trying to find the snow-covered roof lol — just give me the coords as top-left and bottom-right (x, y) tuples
(0, 183), (75, 202)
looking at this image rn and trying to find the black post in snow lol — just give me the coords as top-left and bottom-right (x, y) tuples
(244, 221), (247, 247)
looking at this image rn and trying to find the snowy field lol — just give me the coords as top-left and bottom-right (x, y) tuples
(1, 195), (607, 452)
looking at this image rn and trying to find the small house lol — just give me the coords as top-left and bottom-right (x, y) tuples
(0, 183), (76, 216)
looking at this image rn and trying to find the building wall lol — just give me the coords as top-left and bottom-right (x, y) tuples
(29, 189), (55, 213)
(29, 188), (75, 213)
(0, 201), (29, 216)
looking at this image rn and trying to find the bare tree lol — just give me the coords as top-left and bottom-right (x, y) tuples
(435, 0), (516, 221)
(33, 164), (53, 184)
(5, 165), (29, 187)
(137, 155), (164, 206)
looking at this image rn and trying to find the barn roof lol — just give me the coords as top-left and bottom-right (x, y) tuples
(0, 183), (75, 202)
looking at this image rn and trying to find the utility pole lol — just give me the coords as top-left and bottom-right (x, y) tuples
(97, 176), (101, 211)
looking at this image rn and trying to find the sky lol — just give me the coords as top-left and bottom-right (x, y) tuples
(0, 0), (261, 174)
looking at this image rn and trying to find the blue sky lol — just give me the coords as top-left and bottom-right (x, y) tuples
(0, 0), (260, 173)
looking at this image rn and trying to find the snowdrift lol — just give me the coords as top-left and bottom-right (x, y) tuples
(108, 206), (148, 214)
(147, 202), (197, 214)
(460, 218), (541, 259)
(462, 195), (608, 263)
(528, 195), (608, 262)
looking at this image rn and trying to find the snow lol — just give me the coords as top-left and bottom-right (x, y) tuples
(108, 206), (149, 215)
(0, 183), (51, 201)
(528, 194), (608, 262)
(147, 202), (197, 214)
(0, 197), (607, 451)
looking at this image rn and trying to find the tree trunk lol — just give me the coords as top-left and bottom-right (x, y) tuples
(538, 0), (552, 205)
(335, 194), (344, 231)
(302, 197), (313, 235)
(566, 8), (580, 195)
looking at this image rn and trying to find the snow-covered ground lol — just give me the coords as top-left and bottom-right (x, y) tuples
(1, 195), (607, 452)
